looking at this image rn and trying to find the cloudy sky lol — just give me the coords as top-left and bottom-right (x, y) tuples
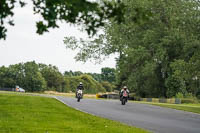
(0, 1), (116, 73)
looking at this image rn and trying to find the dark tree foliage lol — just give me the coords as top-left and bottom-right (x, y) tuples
(101, 67), (116, 83)
(64, 71), (83, 77)
(64, 67), (116, 83)
(0, 0), (125, 40)
(87, 73), (102, 82)
(0, 0), (26, 39)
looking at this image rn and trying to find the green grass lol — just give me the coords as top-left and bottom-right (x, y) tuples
(0, 93), (149, 133)
(135, 101), (200, 114)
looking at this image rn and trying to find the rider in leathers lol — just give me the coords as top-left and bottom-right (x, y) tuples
(120, 86), (129, 101)
(76, 82), (84, 98)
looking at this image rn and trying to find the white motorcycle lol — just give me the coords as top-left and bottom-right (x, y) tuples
(77, 89), (83, 102)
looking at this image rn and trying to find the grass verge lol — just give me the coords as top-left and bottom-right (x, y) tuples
(0, 93), (149, 133)
(134, 101), (200, 114)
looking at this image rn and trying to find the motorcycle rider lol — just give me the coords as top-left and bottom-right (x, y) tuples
(76, 82), (84, 98)
(120, 86), (129, 100)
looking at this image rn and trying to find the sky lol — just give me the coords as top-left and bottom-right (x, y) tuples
(0, 1), (116, 74)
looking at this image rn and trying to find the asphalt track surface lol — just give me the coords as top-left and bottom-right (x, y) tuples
(55, 96), (200, 133)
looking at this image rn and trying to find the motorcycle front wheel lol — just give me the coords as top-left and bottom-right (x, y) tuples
(77, 97), (80, 102)
(122, 98), (126, 105)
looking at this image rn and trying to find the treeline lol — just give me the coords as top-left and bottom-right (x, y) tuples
(0, 61), (116, 93)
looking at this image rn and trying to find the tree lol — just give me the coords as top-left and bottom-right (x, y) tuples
(0, 61), (47, 92)
(64, 70), (74, 77)
(64, 0), (200, 98)
(65, 74), (106, 93)
(23, 61), (47, 92)
(87, 72), (102, 82)
(64, 71), (83, 77)
(64, 68), (116, 83)
(101, 67), (116, 83)
(39, 64), (64, 92)
(0, 0), (126, 40)
(79, 74), (103, 93)
(101, 81), (114, 92)
(0, 66), (16, 88)
(0, 63), (26, 88)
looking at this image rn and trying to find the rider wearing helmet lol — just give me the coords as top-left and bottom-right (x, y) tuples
(76, 82), (84, 98)
(120, 86), (129, 99)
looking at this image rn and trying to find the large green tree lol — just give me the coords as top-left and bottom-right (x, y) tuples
(23, 61), (47, 92)
(0, 61), (47, 92)
(39, 64), (64, 92)
(64, 0), (200, 98)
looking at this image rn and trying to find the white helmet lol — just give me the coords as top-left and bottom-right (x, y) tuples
(80, 82), (83, 85)
(123, 86), (127, 89)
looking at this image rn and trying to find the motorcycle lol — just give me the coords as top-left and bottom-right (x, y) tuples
(77, 89), (83, 102)
(120, 91), (128, 105)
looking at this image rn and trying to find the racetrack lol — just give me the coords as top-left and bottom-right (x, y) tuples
(55, 96), (200, 133)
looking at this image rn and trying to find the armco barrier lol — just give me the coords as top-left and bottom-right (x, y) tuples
(97, 94), (182, 104)
(175, 99), (181, 104)
(147, 98), (152, 102)
(0, 88), (15, 91)
(152, 98), (159, 103)
(159, 99), (167, 103)
(139, 98), (181, 104)
(97, 93), (119, 99)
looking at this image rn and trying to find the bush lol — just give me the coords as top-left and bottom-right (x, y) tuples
(184, 93), (194, 98)
(175, 92), (199, 103)
(175, 92), (184, 98)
